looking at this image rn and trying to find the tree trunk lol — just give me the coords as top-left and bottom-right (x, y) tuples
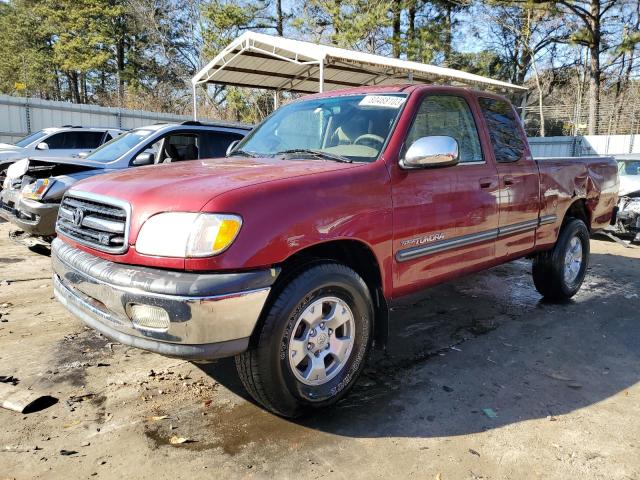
(532, 57), (545, 137)
(53, 68), (62, 101)
(442, 4), (453, 65)
(515, 8), (531, 85)
(407, 1), (417, 61)
(391, 0), (402, 58)
(117, 37), (125, 108)
(276, 0), (284, 36)
(66, 71), (81, 103)
(587, 0), (601, 135)
(80, 72), (87, 103)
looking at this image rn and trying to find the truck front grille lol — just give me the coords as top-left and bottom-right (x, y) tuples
(57, 193), (130, 254)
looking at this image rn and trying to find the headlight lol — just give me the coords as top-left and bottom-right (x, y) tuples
(136, 212), (242, 258)
(21, 178), (55, 200)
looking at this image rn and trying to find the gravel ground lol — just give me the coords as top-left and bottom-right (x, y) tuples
(0, 220), (639, 480)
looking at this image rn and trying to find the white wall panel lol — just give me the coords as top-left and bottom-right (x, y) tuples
(0, 94), (191, 143)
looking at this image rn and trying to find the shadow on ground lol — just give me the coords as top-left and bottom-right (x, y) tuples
(195, 252), (640, 445)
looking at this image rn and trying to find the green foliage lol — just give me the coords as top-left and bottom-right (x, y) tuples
(0, 0), (637, 127)
(0, 0), (58, 96)
(0, 0), (198, 109)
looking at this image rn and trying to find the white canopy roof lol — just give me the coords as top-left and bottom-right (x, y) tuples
(192, 31), (527, 95)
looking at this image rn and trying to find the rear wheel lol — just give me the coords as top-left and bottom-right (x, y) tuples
(532, 217), (590, 301)
(235, 263), (373, 418)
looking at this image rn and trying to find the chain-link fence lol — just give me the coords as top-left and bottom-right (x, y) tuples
(523, 82), (640, 137)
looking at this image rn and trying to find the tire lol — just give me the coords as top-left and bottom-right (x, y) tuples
(235, 263), (373, 418)
(532, 217), (590, 302)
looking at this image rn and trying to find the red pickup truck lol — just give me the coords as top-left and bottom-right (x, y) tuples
(52, 85), (618, 417)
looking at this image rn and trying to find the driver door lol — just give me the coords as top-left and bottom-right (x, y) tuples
(392, 93), (499, 297)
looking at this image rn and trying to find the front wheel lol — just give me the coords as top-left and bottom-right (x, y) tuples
(235, 263), (373, 418)
(532, 217), (590, 302)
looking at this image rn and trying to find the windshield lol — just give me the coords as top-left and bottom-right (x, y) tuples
(14, 130), (48, 148)
(618, 160), (640, 176)
(86, 129), (154, 162)
(234, 93), (407, 162)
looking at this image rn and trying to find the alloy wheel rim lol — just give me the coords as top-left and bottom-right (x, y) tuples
(564, 236), (583, 285)
(288, 296), (355, 386)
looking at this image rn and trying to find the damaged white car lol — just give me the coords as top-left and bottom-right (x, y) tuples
(613, 155), (640, 242)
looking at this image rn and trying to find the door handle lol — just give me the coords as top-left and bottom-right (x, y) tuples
(479, 177), (494, 189)
(503, 176), (515, 186)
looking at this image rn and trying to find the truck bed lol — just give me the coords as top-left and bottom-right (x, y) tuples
(535, 155), (619, 234)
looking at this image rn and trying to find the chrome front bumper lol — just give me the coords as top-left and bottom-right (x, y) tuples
(51, 238), (279, 360)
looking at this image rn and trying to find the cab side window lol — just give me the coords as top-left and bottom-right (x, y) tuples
(164, 134), (199, 162)
(72, 132), (105, 149)
(478, 97), (525, 163)
(141, 133), (199, 164)
(44, 131), (104, 149)
(43, 132), (69, 149)
(404, 95), (483, 163)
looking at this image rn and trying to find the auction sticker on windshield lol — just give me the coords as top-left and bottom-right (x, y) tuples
(359, 95), (406, 108)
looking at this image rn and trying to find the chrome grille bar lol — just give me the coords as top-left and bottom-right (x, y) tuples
(56, 191), (130, 254)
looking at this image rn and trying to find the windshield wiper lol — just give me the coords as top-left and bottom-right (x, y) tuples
(277, 149), (353, 163)
(231, 149), (259, 158)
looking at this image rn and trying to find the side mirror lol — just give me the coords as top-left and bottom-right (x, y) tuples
(226, 140), (240, 156)
(77, 151), (90, 158)
(400, 136), (459, 169)
(36, 142), (49, 151)
(132, 152), (155, 166)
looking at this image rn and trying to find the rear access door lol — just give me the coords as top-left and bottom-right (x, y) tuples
(477, 97), (541, 258)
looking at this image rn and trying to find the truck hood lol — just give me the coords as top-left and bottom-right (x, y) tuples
(619, 175), (640, 197)
(71, 156), (361, 213)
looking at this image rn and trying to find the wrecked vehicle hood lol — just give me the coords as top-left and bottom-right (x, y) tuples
(13, 156), (106, 180)
(619, 176), (640, 197)
(0, 143), (21, 151)
(23, 155), (108, 170)
(70, 155), (361, 214)
(4, 156), (111, 199)
(0, 149), (25, 164)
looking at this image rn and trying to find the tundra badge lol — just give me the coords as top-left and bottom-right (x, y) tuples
(400, 233), (445, 247)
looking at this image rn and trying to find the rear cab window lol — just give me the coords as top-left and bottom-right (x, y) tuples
(478, 98), (525, 163)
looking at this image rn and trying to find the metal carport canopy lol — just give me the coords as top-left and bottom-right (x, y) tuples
(191, 31), (527, 117)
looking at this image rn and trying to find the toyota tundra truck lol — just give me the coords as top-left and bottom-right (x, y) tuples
(51, 85), (618, 417)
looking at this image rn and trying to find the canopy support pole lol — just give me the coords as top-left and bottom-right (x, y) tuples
(274, 91), (279, 109)
(319, 60), (324, 93)
(192, 83), (198, 121)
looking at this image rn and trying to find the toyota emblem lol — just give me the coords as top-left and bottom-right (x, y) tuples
(73, 207), (84, 227)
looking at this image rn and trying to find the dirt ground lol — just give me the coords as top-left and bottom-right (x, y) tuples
(1, 219), (639, 480)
